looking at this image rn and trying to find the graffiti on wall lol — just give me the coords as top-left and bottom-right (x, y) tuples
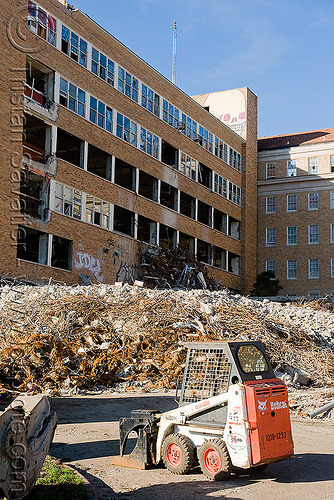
(73, 252), (104, 282)
(116, 261), (138, 284)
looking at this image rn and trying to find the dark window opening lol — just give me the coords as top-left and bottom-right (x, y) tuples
(213, 246), (226, 269)
(20, 170), (49, 220)
(56, 128), (84, 168)
(114, 158), (136, 191)
(198, 162), (212, 189)
(159, 224), (176, 250)
(23, 114), (48, 163)
(51, 236), (72, 270)
(114, 206), (134, 237)
(229, 217), (240, 240)
(137, 215), (157, 245)
(178, 232), (195, 255)
(180, 192), (196, 219)
(197, 239), (211, 264)
(160, 181), (178, 210)
(17, 226), (48, 265)
(25, 58), (53, 106)
(87, 144), (112, 180)
(228, 252), (240, 275)
(161, 140), (178, 168)
(197, 200), (211, 226)
(138, 171), (158, 201)
(213, 209), (227, 234)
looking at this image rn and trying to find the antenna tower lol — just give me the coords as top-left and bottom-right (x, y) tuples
(172, 21), (177, 85)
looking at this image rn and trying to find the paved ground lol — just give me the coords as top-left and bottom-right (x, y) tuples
(50, 392), (334, 500)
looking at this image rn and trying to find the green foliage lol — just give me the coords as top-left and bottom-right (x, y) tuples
(250, 271), (282, 297)
(36, 460), (83, 486)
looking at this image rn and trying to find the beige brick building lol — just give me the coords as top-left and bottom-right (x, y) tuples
(258, 129), (334, 298)
(0, 0), (258, 292)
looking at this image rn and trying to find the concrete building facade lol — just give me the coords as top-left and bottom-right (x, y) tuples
(1, 0), (258, 291)
(258, 129), (334, 298)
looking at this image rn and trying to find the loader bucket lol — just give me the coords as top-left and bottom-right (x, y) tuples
(111, 409), (159, 470)
(0, 394), (57, 500)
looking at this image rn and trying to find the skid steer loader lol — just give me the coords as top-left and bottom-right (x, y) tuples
(112, 341), (294, 480)
(0, 394), (57, 499)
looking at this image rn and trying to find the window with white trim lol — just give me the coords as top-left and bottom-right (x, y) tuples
(287, 226), (297, 245)
(330, 191), (334, 209)
(91, 47), (114, 85)
(308, 225), (319, 244)
(266, 227), (276, 247)
(308, 157), (318, 175)
(266, 196), (276, 213)
(59, 78), (85, 117)
(86, 195), (110, 229)
(331, 224), (334, 243)
(116, 113), (137, 147)
(287, 260), (297, 279)
(54, 183), (82, 220)
(266, 260), (276, 275)
(28, 1), (57, 47)
(89, 97), (113, 132)
(308, 258), (319, 279)
(214, 174), (228, 198)
(140, 128), (159, 158)
(287, 194), (297, 212)
(308, 192), (319, 210)
(118, 67), (138, 102)
(180, 153), (196, 180)
(266, 162), (276, 179)
(287, 160), (297, 177)
(162, 100), (180, 128)
(142, 85), (160, 116)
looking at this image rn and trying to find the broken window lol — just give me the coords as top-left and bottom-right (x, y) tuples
(28, 2), (56, 46)
(214, 173), (228, 198)
(229, 217), (240, 239)
(213, 247), (226, 269)
(90, 97), (113, 132)
(161, 141), (178, 168)
(197, 240), (211, 264)
(198, 163), (212, 189)
(114, 158), (136, 191)
(159, 225), (177, 249)
(114, 206), (134, 237)
(228, 252), (240, 275)
(140, 128), (159, 159)
(56, 128), (84, 168)
(179, 232), (195, 255)
(20, 171), (49, 220)
(25, 58), (54, 107)
(138, 171), (158, 201)
(86, 196), (110, 229)
(213, 209), (227, 234)
(229, 148), (242, 172)
(87, 144), (112, 181)
(162, 99), (179, 128)
(197, 201), (211, 226)
(91, 47), (114, 85)
(180, 192), (196, 219)
(160, 182), (178, 210)
(54, 183), (82, 220)
(51, 236), (72, 270)
(23, 114), (49, 163)
(180, 153), (196, 180)
(137, 215), (157, 245)
(142, 84), (160, 116)
(228, 183), (241, 206)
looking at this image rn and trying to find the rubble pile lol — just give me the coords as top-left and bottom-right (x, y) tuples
(0, 283), (333, 418)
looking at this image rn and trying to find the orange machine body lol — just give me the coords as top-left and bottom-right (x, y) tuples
(244, 378), (294, 465)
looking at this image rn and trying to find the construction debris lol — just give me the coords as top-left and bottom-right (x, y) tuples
(0, 283), (333, 421)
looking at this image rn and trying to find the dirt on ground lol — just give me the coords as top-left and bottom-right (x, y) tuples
(50, 392), (334, 500)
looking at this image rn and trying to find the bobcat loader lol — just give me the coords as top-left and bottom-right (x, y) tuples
(112, 341), (294, 480)
(0, 394), (57, 499)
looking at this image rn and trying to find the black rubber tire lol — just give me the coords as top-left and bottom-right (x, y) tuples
(198, 438), (232, 481)
(161, 433), (195, 475)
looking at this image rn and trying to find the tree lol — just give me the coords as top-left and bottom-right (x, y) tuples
(249, 271), (282, 297)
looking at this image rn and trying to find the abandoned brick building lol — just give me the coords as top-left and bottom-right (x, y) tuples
(1, 0), (258, 292)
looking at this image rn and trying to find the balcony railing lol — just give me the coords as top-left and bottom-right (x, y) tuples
(24, 84), (58, 121)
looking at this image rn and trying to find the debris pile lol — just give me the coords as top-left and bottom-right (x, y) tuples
(0, 284), (333, 418)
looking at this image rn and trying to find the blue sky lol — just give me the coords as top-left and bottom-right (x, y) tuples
(74, 0), (334, 138)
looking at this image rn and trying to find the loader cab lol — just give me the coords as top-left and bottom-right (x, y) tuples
(177, 341), (275, 428)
